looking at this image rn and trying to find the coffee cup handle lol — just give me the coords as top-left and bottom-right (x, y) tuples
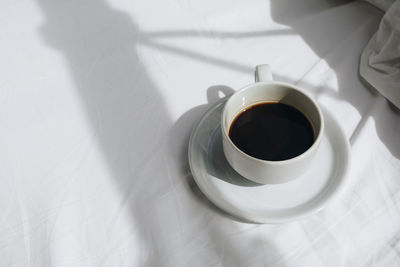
(255, 64), (273, 82)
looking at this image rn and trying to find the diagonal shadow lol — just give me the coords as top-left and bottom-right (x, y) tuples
(142, 39), (252, 73)
(145, 29), (293, 38)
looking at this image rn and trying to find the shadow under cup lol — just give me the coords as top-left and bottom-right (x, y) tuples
(221, 82), (324, 184)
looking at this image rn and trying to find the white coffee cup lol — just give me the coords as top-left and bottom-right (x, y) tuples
(221, 65), (324, 184)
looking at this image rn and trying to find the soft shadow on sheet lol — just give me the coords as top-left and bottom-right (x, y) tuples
(35, 0), (284, 265)
(36, 0), (173, 265)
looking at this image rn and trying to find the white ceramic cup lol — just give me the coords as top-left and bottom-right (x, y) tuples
(221, 65), (324, 184)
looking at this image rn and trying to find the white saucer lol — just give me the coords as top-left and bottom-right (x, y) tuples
(188, 99), (350, 223)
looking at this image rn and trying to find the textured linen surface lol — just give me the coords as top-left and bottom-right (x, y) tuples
(0, 0), (399, 266)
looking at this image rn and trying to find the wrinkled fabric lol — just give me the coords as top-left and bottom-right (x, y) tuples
(361, 0), (400, 109)
(365, 0), (395, 11)
(0, 0), (399, 266)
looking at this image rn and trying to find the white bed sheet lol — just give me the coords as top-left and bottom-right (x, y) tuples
(0, 0), (399, 266)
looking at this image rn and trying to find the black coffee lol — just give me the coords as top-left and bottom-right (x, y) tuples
(228, 102), (314, 161)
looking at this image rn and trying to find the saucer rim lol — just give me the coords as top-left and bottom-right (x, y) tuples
(188, 99), (351, 223)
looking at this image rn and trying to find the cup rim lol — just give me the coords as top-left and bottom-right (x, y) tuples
(221, 81), (325, 165)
